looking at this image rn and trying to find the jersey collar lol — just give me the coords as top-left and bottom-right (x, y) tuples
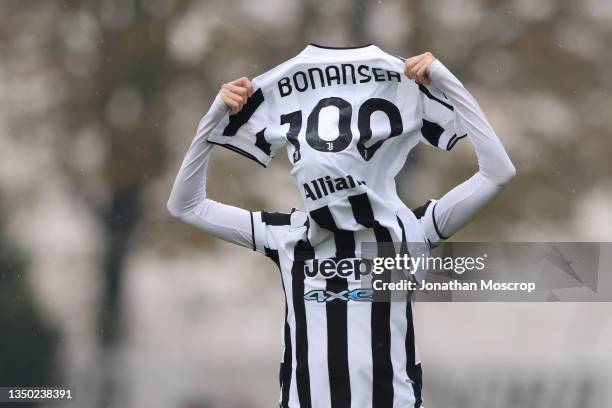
(300, 43), (380, 59)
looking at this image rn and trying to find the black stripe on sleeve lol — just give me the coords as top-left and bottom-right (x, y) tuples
(292, 240), (314, 408)
(418, 83), (454, 111)
(250, 211), (256, 251)
(431, 202), (449, 240)
(262, 211), (292, 226)
(222, 88), (265, 136)
(446, 133), (467, 151)
(347, 193), (394, 408)
(308, 205), (352, 408)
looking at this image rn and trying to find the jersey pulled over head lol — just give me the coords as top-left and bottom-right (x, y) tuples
(208, 44), (466, 255)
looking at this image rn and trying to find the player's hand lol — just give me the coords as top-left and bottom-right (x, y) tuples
(404, 52), (436, 86)
(219, 77), (254, 115)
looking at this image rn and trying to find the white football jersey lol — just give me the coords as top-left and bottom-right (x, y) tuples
(208, 44), (467, 408)
(208, 43), (465, 253)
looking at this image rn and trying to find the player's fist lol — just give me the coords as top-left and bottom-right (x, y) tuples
(219, 77), (254, 115)
(404, 52), (436, 85)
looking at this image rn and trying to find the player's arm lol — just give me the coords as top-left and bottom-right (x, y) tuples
(405, 53), (516, 243)
(167, 78), (267, 250)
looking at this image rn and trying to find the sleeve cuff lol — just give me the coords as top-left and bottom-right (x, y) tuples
(427, 59), (446, 83)
(418, 199), (449, 247)
(207, 94), (229, 120)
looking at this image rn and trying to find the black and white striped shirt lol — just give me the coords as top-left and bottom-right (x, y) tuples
(252, 203), (426, 408)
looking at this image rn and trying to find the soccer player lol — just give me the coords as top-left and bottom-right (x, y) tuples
(167, 49), (514, 408)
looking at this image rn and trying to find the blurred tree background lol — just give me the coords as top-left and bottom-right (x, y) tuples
(0, 206), (58, 389)
(1, 0), (611, 407)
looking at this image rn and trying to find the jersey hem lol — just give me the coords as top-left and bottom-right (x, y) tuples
(207, 140), (268, 168)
